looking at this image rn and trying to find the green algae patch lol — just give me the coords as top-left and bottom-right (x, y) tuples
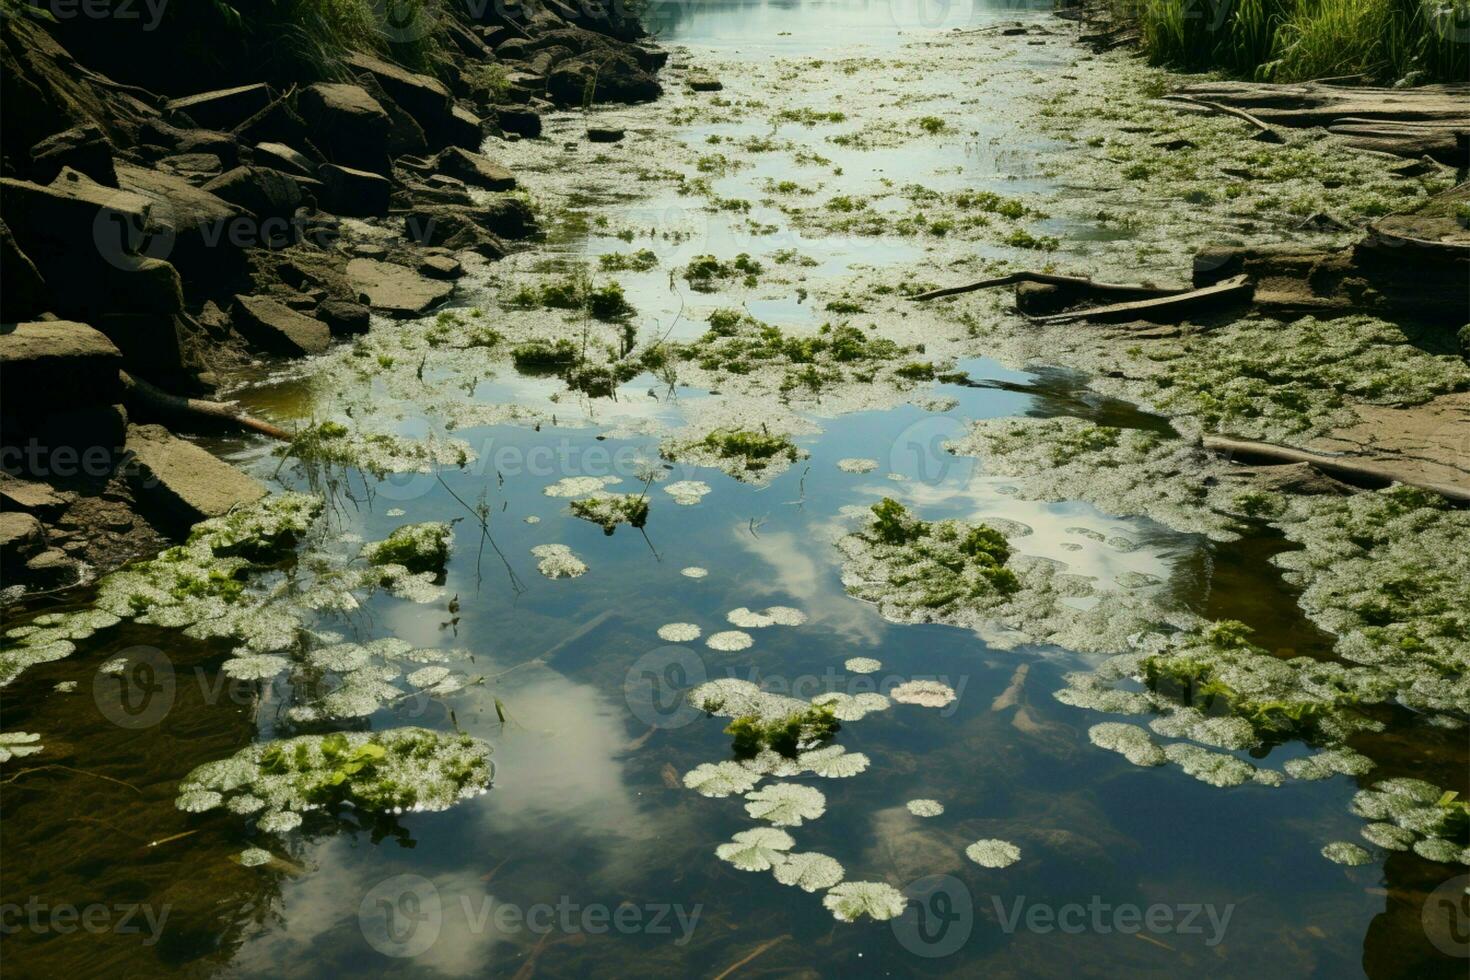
(838, 498), (1190, 653)
(1090, 315), (1470, 443)
(506, 273), (635, 322)
(363, 522), (453, 576)
(282, 422), (475, 476)
(664, 426), (806, 482)
(682, 253), (765, 292)
(726, 705), (841, 759)
(175, 728), (493, 830)
(949, 416), (1247, 541)
(568, 492), (649, 534)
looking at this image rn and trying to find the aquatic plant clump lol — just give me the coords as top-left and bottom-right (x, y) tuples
(822, 881), (908, 922)
(743, 783), (827, 826)
(363, 523), (453, 576)
(845, 657), (882, 673)
(716, 827), (795, 871)
(773, 852), (845, 891)
(280, 422), (476, 476)
(665, 427), (806, 482)
(890, 680), (957, 708)
(0, 732), (43, 763)
(725, 705), (841, 759)
(1, 609), (121, 687)
(568, 492), (650, 534)
(531, 544), (588, 579)
(1349, 779), (1470, 865)
(906, 799), (944, 817)
(175, 728), (493, 831)
(948, 417), (1244, 541)
(965, 839), (1021, 869)
(726, 606), (806, 628)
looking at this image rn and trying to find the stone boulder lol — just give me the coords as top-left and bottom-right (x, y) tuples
(430, 146), (516, 191)
(546, 52), (661, 107)
(0, 512), (47, 568)
(114, 162), (252, 285)
(0, 171), (185, 318)
(253, 142), (316, 178)
(492, 105), (542, 138)
(203, 166), (304, 231)
(314, 299), (371, 336)
(403, 205), (504, 258)
(343, 51), (463, 149)
(0, 321), (124, 452)
(345, 258), (454, 317)
(318, 163), (392, 218)
(123, 424), (267, 526)
(0, 220), (47, 322)
(232, 295), (332, 356)
(30, 123), (116, 186)
(296, 83), (393, 175)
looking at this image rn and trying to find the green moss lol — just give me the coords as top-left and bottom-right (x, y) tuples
(727, 705), (841, 758)
(568, 492), (650, 534)
(363, 522), (452, 576)
(700, 428), (800, 469)
(511, 338), (580, 372)
(683, 253), (764, 291)
(862, 500), (1020, 600)
(597, 248), (659, 272)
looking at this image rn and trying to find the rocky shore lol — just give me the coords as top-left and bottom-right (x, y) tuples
(0, 2), (666, 597)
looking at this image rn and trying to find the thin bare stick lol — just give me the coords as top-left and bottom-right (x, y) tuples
(1164, 95), (1283, 142)
(910, 272), (1185, 303)
(1204, 436), (1470, 504)
(121, 370), (292, 441)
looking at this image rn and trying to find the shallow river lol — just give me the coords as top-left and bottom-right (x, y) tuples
(2, 2), (1464, 977)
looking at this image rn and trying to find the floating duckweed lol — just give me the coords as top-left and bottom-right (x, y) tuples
(743, 782), (827, 826)
(740, 750), (805, 778)
(1147, 708), (1259, 751)
(715, 827), (794, 871)
(811, 691), (887, 721)
(1348, 778), (1469, 864)
(822, 881), (908, 922)
(798, 745), (870, 778)
(99, 657), (128, 675)
(407, 666), (451, 689)
(1088, 722), (1167, 767)
(1361, 822), (1416, 851)
(52, 681), (76, 694)
(1412, 838), (1468, 864)
(176, 728), (493, 831)
(0, 731), (43, 762)
(844, 657), (882, 673)
(1321, 841), (1373, 866)
(1284, 747), (1375, 781)
(222, 654), (291, 682)
(363, 523), (453, 576)
(681, 566), (709, 579)
(237, 848), (273, 868)
(657, 623), (702, 642)
(689, 678), (809, 724)
(665, 428), (805, 482)
(281, 423), (475, 476)
(543, 476), (621, 498)
(948, 417), (1244, 541)
(568, 493), (649, 534)
(727, 606), (807, 628)
(663, 481), (712, 505)
(773, 852), (845, 892)
(891, 680), (957, 708)
(707, 630), (754, 651)
(906, 799), (944, 817)
(531, 544), (588, 579)
(683, 761), (761, 798)
(1162, 742), (1269, 788)
(837, 458), (879, 473)
(966, 839), (1022, 869)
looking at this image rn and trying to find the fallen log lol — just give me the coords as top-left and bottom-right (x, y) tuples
(1203, 436), (1470, 505)
(1027, 275), (1253, 324)
(120, 371), (292, 441)
(909, 272), (1185, 303)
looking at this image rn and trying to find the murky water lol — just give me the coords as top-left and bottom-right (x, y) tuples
(2, 4), (1464, 977)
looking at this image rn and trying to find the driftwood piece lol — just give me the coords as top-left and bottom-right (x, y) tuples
(1027, 275), (1253, 324)
(1164, 95), (1282, 142)
(1169, 81), (1470, 163)
(910, 272), (1183, 303)
(120, 371), (292, 441)
(1204, 436), (1470, 505)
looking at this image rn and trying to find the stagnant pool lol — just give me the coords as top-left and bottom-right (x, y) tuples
(2, 2), (1465, 977)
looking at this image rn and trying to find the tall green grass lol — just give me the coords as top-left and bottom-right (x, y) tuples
(1115, 0), (1470, 84)
(205, 0), (451, 78)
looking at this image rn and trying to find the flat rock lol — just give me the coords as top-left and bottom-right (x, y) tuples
(345, 258), (453, 317)
(232, 294), (331, 356)
(124, 423), (267, 525)
(202, 166), (303, 223)
(418, 254), (463, 279)
(587, 127), (625, 143)
(493, 105), (542, 138)
(0, 511), (47, 565)
(253, 142), (315, 177)
(430, 146), (516, 191)
(0, 475), (71, 518)
(318, 163), (391, 217)
(0, 321), (123, 417)
(296, 83), (392, 174)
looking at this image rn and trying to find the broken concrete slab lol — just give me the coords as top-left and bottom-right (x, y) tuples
(123, 423), (267, 525)
(166, 84), (274, 131)
(345, 257), (454, 317)
(232, 294), (332, 356)
(430, 146), (516, 190)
